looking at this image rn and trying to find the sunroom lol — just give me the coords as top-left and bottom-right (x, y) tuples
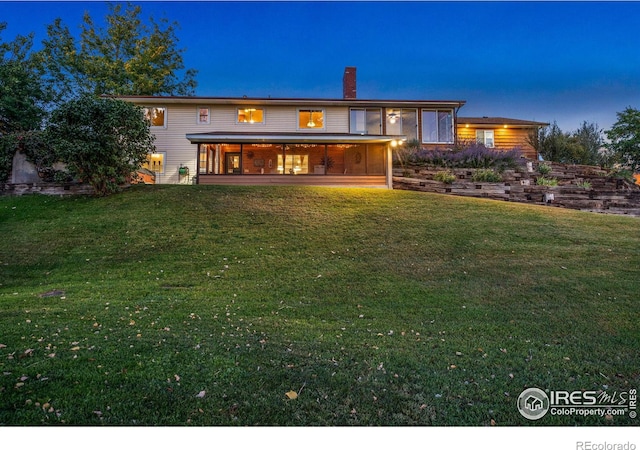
(186, 132), (406, 187)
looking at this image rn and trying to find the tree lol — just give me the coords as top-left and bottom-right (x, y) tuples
(572, 121), (604, 166)
(0, 23), (51, 134)
(605, 107), (640, 173)
(46, 95), (155, 195)
(530, 121), (605, 165)
(40, 2), (197, 97)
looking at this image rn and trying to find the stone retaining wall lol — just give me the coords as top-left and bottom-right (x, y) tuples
(393, 163), (640, 216)
(1, 182), (94, 196)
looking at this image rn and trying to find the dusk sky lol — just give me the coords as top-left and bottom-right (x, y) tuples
(2, 1), (640, 133)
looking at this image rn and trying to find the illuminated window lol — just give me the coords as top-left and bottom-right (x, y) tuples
(298, 109), (324, 129)
(476, 130), (495, 148)
(197, 107), (210, 124)
(350, 108), (382, 135)
(421, 109), (453, 144)
(237, 108), (264, 124)
(143, 107), (167, 128)
(277, 153), (309, 174)
(142, 152), (166, 174)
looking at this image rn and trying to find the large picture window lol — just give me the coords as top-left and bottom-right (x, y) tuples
(298, 109), (324, 129)
(143, 107), (167, 128)
(386, 108), (418, 141)
(422, 109), (453, 144)
(350, 108), (382, 135)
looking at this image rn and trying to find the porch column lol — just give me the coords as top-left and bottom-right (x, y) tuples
(195, 143), (201, 185)
(386, 144), (393, 189)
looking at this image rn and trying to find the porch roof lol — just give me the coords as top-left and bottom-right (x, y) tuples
(186, 131), (406, 144)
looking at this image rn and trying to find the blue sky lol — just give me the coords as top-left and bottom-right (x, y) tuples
(2, 1), (640, 132)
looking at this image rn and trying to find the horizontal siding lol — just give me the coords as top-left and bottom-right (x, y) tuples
(457, 127), (537, 159)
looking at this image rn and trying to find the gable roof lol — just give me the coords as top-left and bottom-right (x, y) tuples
(458, 117), (548, 128)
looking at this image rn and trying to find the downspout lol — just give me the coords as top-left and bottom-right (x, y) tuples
(454, 105), (462, 148)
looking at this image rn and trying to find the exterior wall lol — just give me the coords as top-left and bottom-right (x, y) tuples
(133, 102), (352, 183)
(457, 126), (537, 159)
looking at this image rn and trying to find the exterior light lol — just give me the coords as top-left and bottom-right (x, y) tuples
(391, 140), (398, 147)
(388, 113), (399, 124)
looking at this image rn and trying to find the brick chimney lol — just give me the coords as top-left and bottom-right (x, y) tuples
(343, 66), (356, 99)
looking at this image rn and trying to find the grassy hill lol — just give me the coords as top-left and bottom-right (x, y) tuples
(0, 185), (638, 425)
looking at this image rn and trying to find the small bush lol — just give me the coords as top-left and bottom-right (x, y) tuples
(537, 163), (552, 175)
(471, 169), (503, 182)
(575, 180), (592, 189)
(434, 171), (456, 184)
(536, 176), (558, 186)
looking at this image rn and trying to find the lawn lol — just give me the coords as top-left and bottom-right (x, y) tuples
(0, 185), (638, 426)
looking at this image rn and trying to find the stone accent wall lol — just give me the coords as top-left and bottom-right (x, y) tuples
(393, 163), (640, 216)
(1, 182), (94, 196)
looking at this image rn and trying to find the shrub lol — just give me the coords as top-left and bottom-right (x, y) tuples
(0, 134), (17, 183)
(537, 162), (552, 175)
(575, 180), (592, 189)
(536, 176), (558, 186)
(406, 144), (524, 171)
(433, 171), (456, 184)
(471, 169), (503, 182)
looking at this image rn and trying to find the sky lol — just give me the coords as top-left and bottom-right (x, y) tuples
(1, 1), (640, 133)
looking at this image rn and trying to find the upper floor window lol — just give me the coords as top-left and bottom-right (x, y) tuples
(422, 109), (453, 144)
(476, 130), (495, 148)
(350, 108), (382, 135)
(143, 107), (167, 128)
(386, 108), (418, 141)
(197, 107), (210, 125)
(298, 109), (324, 129)
(237, 108), (264, 124)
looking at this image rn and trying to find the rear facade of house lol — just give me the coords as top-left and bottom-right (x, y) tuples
(120, 67), (545, 187)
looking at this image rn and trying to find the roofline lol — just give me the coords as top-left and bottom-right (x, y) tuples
(458, 117), (549, 127)
(113, 95), (466, 108)
(185, 132), (407, 144)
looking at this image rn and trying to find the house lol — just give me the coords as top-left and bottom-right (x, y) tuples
(457, 116), (549, 159)
(118, 67), (546, 187)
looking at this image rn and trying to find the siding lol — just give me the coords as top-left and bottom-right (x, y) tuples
(457, 127), (537, 159)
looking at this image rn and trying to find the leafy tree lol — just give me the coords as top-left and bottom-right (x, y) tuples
(605, 107), (640, 172)
(0, 23), (51, 134)
(46, 94), (155, 195)
(40, 2), (197, 97)
(530, 121), (605, 165)
(572, 121), (604, 166)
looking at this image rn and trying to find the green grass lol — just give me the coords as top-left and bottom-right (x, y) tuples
(0, 185), (638, 426)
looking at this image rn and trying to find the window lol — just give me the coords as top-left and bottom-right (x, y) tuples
(298, 109), (324, 129)
(421, 109), (453, 144)
(143, 107), (167, 128)
(142, 152), (165, 174)
(386, 108), (418, 141)
(237, 108), (264, 124)
(350, 108), (382, 135)
(197, 107), (210, 125)
(476, 130), (495, 148)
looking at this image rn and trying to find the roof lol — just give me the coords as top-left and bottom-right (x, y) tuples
(115, 95), (466, 109)
(186, 131), (406, 144)
(458, 117), (549, 127)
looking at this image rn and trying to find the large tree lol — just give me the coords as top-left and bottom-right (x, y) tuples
(47, 94), (155, 195)
(40, 2), (197, 97)
(605, 107), (640, 173)
(0, 23), (51, 134)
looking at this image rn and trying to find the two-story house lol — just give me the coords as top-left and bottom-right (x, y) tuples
(118, 67), (545, 188)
